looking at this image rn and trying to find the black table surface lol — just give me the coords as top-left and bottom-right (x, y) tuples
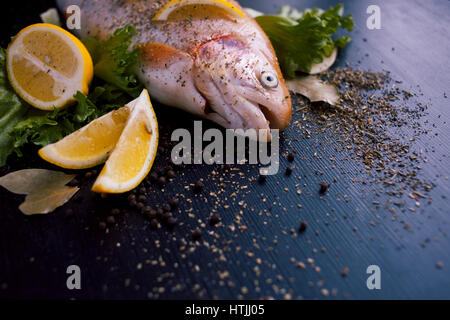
(0, 0), (449, 300)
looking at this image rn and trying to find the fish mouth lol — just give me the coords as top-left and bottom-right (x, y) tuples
(199, 96), (276, 141)
(193, 75), (270, 132)
(201, 95), (271, 131)
(199, 88), (291, 136)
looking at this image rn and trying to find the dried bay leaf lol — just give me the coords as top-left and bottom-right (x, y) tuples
(287, 75), (340, 106)
(0, 169), (78, 215)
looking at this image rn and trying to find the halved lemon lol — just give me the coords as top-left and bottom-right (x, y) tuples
(153, 0), (246, 21)
(92, 89), (158, 194)
(38, 106), (131, 169)
(6, 23), (93, 110)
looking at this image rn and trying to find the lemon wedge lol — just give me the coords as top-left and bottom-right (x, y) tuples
(6, 23), (93, 110)
(153, 0), (246, 21)
(39, 90), (158, 193)
(38, 107), (131, 169)
(92, 89), (158, 193)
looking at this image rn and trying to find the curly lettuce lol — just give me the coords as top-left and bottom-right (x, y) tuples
(82, 25), (143, 97)
(255, 4), (354, 78)
(0, 48), (28, 166)
(0, 25), (142, 167)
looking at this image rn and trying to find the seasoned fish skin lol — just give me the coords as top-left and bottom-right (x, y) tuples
(57, 0), (292, 132)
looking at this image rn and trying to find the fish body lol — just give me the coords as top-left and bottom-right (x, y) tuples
(57, 0), (292, 132)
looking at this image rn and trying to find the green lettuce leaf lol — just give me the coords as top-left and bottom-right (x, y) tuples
(82, 25), (143, 97)
(0, 48), (29, 166)
(10, 84), (133, 153)
(0, 25), (142, 167)
(255, 4), (354, 78)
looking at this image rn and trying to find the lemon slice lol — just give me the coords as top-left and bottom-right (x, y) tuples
(6, 23), (93, 110)
(92, 89), (158, 193)
(38, 107), (131, 169)
(153, 0), (246, 21)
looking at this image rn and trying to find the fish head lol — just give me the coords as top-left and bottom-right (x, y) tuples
(193, 35), (292, 133)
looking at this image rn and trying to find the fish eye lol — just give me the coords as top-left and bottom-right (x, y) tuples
(259, 71), (279, 88)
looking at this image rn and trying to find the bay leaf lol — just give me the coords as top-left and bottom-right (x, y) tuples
(0, 169), (79, 215)
(287, 75), (340, 106)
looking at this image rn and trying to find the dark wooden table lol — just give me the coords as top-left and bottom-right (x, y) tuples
(0, 0), (449, 299)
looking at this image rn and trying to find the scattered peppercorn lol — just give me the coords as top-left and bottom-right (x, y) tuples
(167, 170), (175, 178)
(167, 217), (177, 229)
(168, 197), (179, 209)
(106, 216), (115, 225)
(193, 181), (204, 193)
(209, 214), (221, 226)
(285, 167), (293, 176)
(319, 182), (329, 194)
(157, 176), (166, 187)
(341, 267), (349, 277)
(192, 229), (202, 240)
(142, 205), (151, 215)
(156, 208), (164, 219)
(150, 219), (158, 230)
(258, 174), (266, 184)
(298, 221), (308, 233)
(287, 152), (295, 162)
(162, 211), (172, 221)
(147, 209), (157, 219)
(149, 172), (158, 182)
(136, 202), (144, 211)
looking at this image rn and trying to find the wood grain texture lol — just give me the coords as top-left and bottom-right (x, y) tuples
(0, 0), (449, 299)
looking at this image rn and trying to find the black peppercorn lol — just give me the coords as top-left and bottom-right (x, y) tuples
(136, 202), (144, 210)
(287, 152), (295, 162)
(192, 229), (202, 240)
(285, 167), (293, 176)
(149, 172), (158, 182)
(167, 217), (177, 229)
(258, 174), (266, 184)
(319, 182), (329, 194)
(209, 214), (220, 226)
(298, 221), (307, 233)
(193, 181), (204, 193)
(167, 170), (175, 178)
(150, 219), (158, 230)
(168, 197), (179, 208)
(157, 176), (166, 187)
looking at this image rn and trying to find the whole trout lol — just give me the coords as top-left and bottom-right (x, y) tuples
(57, 0), (292, 133)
